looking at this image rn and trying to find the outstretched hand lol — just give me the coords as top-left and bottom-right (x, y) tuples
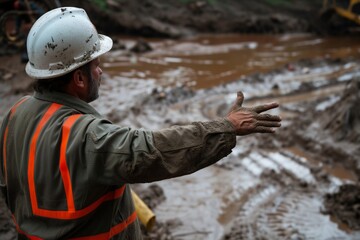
(226, 92), (281, 136)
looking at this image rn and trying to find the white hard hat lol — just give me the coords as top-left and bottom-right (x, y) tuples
(25, 7), (113, 79)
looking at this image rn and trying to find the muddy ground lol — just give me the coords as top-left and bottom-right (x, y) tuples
(119, 55), (360, 240)
(1, 1), (360, 239)
(2, 47), (360, 239)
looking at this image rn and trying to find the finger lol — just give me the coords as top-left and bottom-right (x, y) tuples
(236, 91), (244, 107)
(252, 102), (279, 113)
(256, 121), (281, 128)
(229, 91), (245, 112)
(256, 113), (282, 122)
(254, 126), (276, 133)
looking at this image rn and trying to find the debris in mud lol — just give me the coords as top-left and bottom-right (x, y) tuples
(323, 78), (360, 142)
(282, 73), (360, 180)
(135, 184), (166, 210)
(150, 85), (195, 105)
(132, 184), (182, 240)
(112, 39), (127, 51)
(130, 39), (153, 53)
(142, 219), (181, 240)
(323, 184), (360, 230)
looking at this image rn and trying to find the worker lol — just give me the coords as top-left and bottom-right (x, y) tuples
(0, 7), (281, 240)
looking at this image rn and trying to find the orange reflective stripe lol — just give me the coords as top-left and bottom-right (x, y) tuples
(70, 211), (138, 240)
(13, 210), (137, 239)
(27, 104), (127, 220)
(33, 185), (126, 219)
(12, 215), (44, 240)
(60, 114), (82, 213)
(109, 211), (138, 238)
(28, 103), (62, 214)
(2, 97), (29, 184)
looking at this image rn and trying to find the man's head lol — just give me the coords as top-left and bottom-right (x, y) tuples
(33, 57), (102, 103)
(67, 57), (103, 103)
(26, 7), (112, 102)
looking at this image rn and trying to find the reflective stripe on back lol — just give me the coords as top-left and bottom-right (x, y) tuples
(70, 211), (138, 240)
(10, 100), (137, 238)
(27, 106), (127, 219)
(60, 114), (82, 213)
(28, 103), (63, 215)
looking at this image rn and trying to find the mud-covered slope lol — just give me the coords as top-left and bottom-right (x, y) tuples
(63, 0), (323, 37)
(299, 77), (360, 233)
(323, 78), (360, 143)
(324, 184), (360, 231)
(288, 76), (360, 177)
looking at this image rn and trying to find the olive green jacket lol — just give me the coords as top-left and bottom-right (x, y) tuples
(0, 90), (236, 239)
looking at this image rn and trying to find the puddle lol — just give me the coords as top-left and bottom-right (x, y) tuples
(103, 34), (360, 89)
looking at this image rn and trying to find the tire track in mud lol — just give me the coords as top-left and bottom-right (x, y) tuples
(208, 62), (360, 239)
(221, 150), (354, 240)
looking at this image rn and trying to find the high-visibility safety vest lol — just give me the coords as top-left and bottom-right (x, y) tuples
(0, 90), (236, 239)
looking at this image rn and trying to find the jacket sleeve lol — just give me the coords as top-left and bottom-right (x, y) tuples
(81, 117), (236, 185)
(0, 114), (9, 201)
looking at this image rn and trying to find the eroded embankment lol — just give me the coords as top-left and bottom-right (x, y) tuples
(64, 0), (322, 38)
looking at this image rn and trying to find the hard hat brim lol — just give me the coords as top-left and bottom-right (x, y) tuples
(26, 34), (113, 79)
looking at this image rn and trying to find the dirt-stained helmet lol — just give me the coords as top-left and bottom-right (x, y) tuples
(25, 7), (113, 79)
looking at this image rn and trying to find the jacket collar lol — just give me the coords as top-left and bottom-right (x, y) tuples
(34, 90), (102, 117)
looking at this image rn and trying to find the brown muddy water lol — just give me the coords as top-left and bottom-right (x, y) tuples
(104, 34), (360, 89)
(91, 34), (360, 240)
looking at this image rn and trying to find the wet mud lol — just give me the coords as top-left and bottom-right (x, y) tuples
(324, 184), (360, 231)
(94, 35), (360, 239)
(1, 34), (360, 239)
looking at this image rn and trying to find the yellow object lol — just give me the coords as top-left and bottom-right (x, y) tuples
(323, 0), (360, 25)
(131, 190), (156, 231)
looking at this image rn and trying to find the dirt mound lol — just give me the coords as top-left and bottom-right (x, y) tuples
(269, 63), (360, 234)
(274, 59), (360, 179)
(324, 184), (360, 230)
(323, 78), (360, 142)
(320, 79), (360, 231)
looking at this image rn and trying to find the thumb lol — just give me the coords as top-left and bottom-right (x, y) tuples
(228, 91), (245, 114)
(236, 91), (244, 107)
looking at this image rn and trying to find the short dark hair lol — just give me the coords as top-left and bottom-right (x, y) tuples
(33, 62), (91, 93)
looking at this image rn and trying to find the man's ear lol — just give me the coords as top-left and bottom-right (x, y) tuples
(72, 69), (86, 88)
